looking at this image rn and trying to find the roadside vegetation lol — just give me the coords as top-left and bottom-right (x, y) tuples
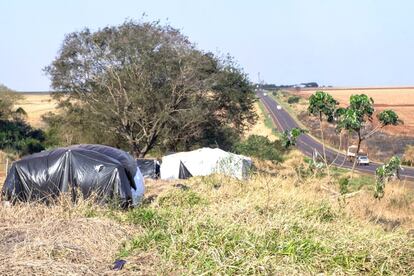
(1, 19), (414, 275)
(277, 89), (414, 163)
(1, 153), (413, 274)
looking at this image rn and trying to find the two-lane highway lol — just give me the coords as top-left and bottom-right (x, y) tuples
(259, 92), (414, 181)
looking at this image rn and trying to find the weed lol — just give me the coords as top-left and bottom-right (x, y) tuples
(339, 177), (350, 195)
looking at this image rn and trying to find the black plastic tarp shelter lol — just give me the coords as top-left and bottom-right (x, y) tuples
(136, 159), (160, 179)
(178, 161), (192, 179)
(2, 144), (137, 206)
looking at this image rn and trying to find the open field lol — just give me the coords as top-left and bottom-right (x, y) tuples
(15, 92), (56, 128)
(292, 87), (414, 136)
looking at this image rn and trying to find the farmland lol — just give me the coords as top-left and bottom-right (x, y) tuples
(15, 92), (56, 128)
(292, 87), (414, 136)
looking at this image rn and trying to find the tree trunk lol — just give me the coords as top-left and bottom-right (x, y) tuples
(319, 113), (330, 179)
(351, 131), (362, 178)
(130, 141), (142, 159)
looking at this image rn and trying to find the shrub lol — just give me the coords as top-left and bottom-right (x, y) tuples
(338, 177), (350, 195)
(233, 135), (284, 163)
(0, 120), (46, 156)
(402, 145), (414, 166)
(287, 95), (300, 104)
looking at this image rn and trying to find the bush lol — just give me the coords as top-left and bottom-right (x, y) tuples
(0, 120), (46, 156)
(233, 135), (284, 163)
(287, 96), (300, 104)
(402, 145), (414, 166)
(338, 177), (349, 195)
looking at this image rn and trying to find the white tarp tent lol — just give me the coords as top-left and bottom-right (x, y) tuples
(160, 147), (252, 180)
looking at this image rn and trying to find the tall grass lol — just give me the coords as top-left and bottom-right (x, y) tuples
(118, 172), (414, 274)
(1, 154), (413, 274)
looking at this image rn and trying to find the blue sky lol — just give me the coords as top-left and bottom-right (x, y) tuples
(1, 0), (413, 91)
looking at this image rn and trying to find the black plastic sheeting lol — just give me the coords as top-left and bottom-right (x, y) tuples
(136, 159), (160, 179)
(2, 145), (137, 207)
(178, 161), (192, 179)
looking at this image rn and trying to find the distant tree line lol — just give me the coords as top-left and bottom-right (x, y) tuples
(258, 82), (319, 90)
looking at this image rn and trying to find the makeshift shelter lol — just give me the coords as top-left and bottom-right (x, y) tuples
(160, 148), (252, 180)
(2, 144), (144, 206)
(136, 159), (160, 179)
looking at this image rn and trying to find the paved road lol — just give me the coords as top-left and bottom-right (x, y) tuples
(259, 92), (414, 181)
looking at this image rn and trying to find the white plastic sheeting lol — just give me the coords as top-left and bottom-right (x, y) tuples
(160, 148), (252, 180)
(131, 168), (145, 206)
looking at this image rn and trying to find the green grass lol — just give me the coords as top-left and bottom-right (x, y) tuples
(112, 174), (414, 274)
(257, 100), (280, 136)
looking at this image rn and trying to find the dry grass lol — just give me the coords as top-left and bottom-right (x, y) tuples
(0, 156), (413, 274)
(0, 195), (138, 275)
(244, 102), (279, 141)
(116, 155), (414, 274)
(294, 87), (414, 135)
(346, 181), (414, 230)
(15, 93), (57, 128)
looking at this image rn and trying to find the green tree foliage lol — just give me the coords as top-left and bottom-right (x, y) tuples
(375, 156), (402, 199)
(377, 109), (401, 125)
(0, 84), (46, 156)
(0, 84), (23, 120)
(45, 20), (256, 157)
(281, 127), (306, 149)
(233, 135), (284, 163)
(308, 91), (339, 176)
(337, 94), (402, 173)
(308, 91), (338, 122)
(287, 95), (300, 104)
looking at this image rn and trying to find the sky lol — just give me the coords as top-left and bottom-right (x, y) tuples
(1, 0), (413, 91)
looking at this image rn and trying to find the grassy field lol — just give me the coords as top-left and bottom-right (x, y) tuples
(15, 92), (56, 128)
(1, 155), (413, 274)
(293, 87), (414, 136)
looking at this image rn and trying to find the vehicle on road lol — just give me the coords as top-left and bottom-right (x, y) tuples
(263, 92), (267, 96)
(356, 155), (370, 166)
(346, 145), (358, 161)
(276, 105), (282, 110)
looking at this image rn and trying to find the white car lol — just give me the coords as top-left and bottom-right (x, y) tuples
(356, 155), (370, 166)
(263, 93), (268, 96)
(276, 105), (282, 110)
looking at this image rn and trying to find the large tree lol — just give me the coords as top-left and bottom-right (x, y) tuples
(45, 21), (256, 157)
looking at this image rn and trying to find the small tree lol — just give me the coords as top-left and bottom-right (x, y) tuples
(337, 94), (402, 173)
(308, 91), (339, 175)
(375, 156), (402, 199)
(0, 84), (23, 120)
(281, 127), (306, 149)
